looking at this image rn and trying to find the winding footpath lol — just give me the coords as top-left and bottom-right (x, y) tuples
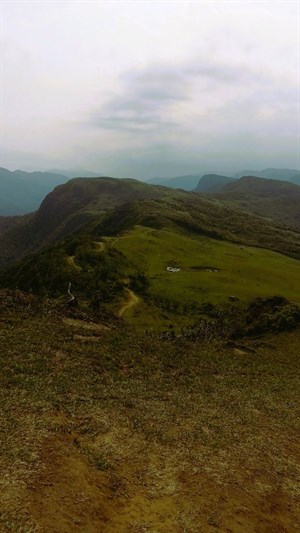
(118, 289), (140, 318)
(68, 241), (139, 318)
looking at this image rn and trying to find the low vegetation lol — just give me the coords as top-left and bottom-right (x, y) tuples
(0, 290), (299, 532)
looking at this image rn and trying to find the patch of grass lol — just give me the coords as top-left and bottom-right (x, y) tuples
(111, 226), (300, 329)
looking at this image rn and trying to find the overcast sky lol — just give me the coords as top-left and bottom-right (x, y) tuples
(1, 0), (299, 178)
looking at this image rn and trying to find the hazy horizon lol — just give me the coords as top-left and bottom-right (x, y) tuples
(1, 165), (300, 182)
(2, 1), (299, 179)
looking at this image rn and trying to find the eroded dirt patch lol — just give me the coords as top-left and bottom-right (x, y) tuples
(23, 415), (300, 533)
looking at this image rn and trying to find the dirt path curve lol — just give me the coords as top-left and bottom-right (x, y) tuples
(94, 241), (105, 252)
(118, 288), (139, 318)
(66, 256), (81, 271)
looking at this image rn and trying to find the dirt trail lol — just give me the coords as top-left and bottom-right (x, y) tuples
(94, 241), (105, 252)
(66, 255), (81, 271)
(118, 288), (139, 317)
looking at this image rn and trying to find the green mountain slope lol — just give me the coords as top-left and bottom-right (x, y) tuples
(212, 176), (300, 229)
(0, 177), (166, 267)
(0, 214), (31, 236)
(111, 226), (300, 329)
(2, 223), (300, 331)
(91, 193), (300, 260)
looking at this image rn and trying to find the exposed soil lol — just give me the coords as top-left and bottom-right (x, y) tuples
(118, 289), (140, 318)
(66, 256), (81, 271)
(23, 416), (300, 533)
(94, 241), (105, 252)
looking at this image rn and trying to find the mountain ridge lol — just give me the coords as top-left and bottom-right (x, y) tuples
(211, 176), (300, 230)
(1, 176), (300, 272)
(0, 177), (167, 266)
(148, 167), (300, 191)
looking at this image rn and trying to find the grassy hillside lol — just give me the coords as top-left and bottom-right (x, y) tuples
(2, 222), (300, 332)
(0, 177), (167, 267)
(110, 226), (300, 329)
(93, 195), (300, 260)
(0, 214), (31, 236)
(212, 176), (300, 229)
(0, 290), (299, 532)
(30, 177), (165, 242)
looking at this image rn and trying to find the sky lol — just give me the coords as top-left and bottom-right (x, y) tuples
(1, 0), (299, 178)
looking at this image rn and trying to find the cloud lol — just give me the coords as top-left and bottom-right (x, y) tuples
(79, 52), (299, 176)
(2, 1), (298, 175)
(90, 65), (189, 131)
(88, 55), (289, 134)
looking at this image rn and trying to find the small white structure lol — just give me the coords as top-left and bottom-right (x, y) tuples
(166, 266), (181, 272)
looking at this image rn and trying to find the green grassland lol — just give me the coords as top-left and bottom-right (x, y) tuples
(110, 226), (300, 329)
(2, 222), (299, 332)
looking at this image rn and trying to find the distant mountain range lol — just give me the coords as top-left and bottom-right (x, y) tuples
(147, 174), (203, 190)
(0, 167), (104, 215)
(148, 168), (300, 191)
(1, 166), (299, 216)
(235, 168), (300, 184)
(0, 168), (70, 215)
(47, 168), (103, 179)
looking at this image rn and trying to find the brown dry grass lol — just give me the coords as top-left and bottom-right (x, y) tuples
(0, 306), (299, 532)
